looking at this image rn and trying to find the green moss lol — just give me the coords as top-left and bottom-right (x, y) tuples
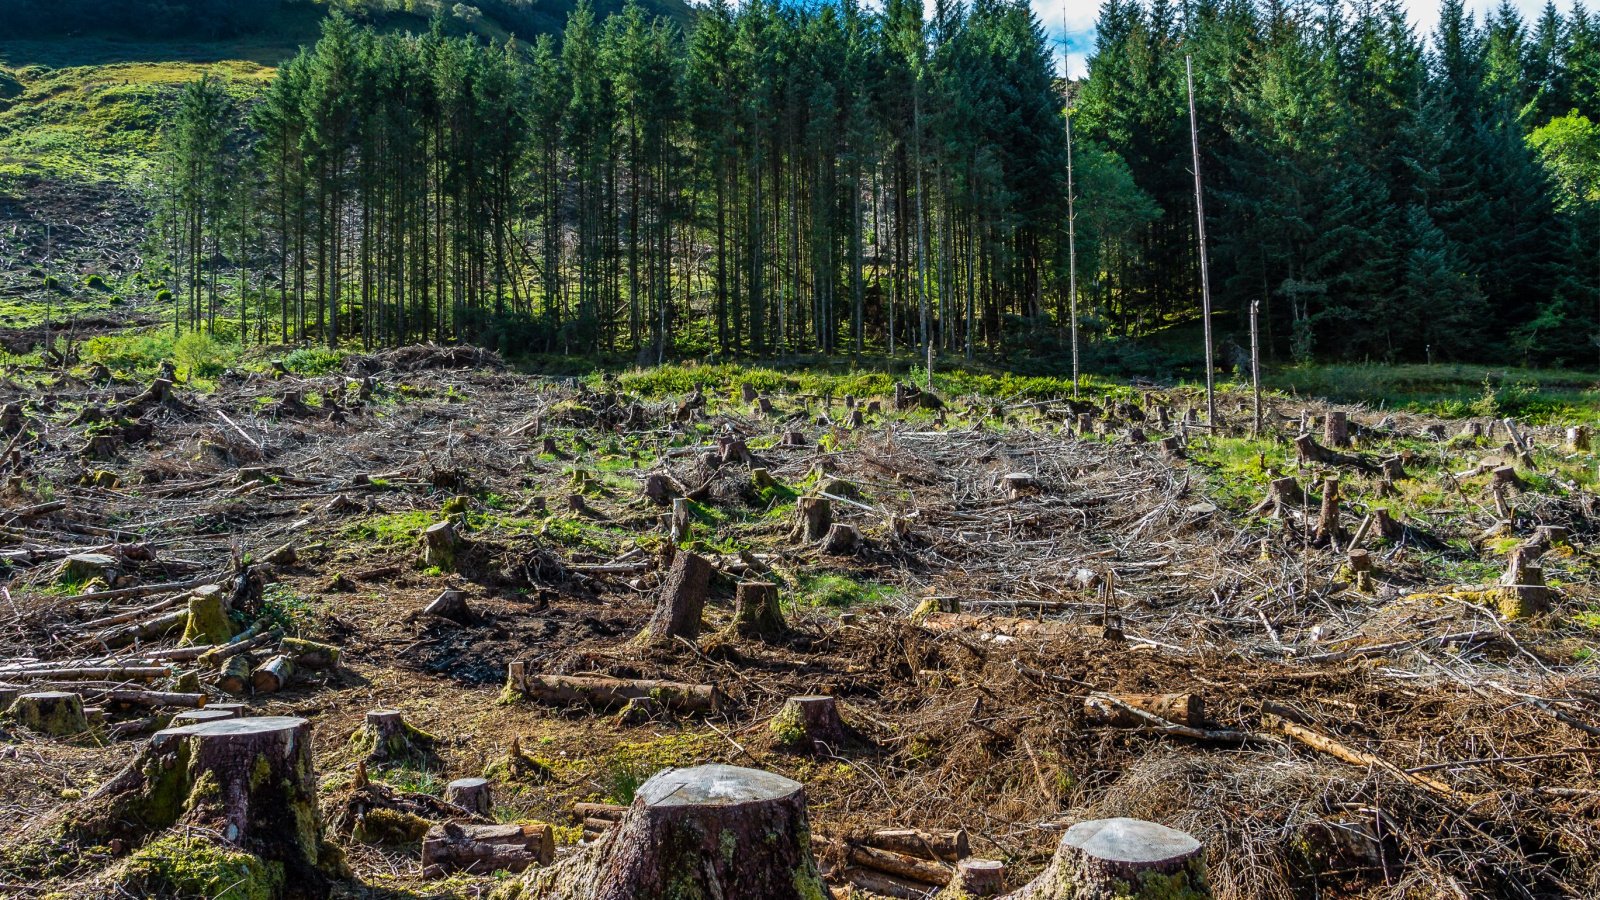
(769, 705), (807, 748)
(115, 833), (283, 900)
(352, 808), (430, 845)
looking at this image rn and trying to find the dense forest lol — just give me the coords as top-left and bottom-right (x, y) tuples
(158, 0), (1600, 367)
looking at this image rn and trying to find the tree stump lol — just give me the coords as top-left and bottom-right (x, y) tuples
(1010, 818), (1209, 900)
(420, 521), (461, 569)
(1380, 456), (1408, 482)
(1491, 465), (1526, 491)
(8, 691), (88, 736)
(424, 589), (474, 624)
(75, 716), (341, 893)
(445, 777), (493, 817)
(180, 584), (233, 646)
(821, 523), (861, 555)
(1156, 436), (1184, 459)
(741, 382), (759, 403)
(1314, 478), (1346, 546)
(1002, 472), (1038, 499)
(781, 429), (806, 447)
(793, 496), (833, 543)
(171, 708), (236, 726)
(509, 764), (826, 900)
(947, 858), (1006, 896)
(669, 496), (691, 543)
(56, 552), (119, 586)
(1567, 426), (1591, 452)
(353, 709), (437, 767)
(1323, 410), (1349, 448)
(770, 695), (846, 753)
(643, 551), (711, 646)
(1250, 476), (1304, 516)
(641, 472), (678, 504)
(730, 580), (787, 641)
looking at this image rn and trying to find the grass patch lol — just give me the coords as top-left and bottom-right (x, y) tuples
(792, 573), (900, 609)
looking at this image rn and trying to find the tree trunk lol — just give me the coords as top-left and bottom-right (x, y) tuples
(730, 580), (787, 641)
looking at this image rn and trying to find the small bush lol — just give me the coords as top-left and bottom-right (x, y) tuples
(173, 330), (237, 378)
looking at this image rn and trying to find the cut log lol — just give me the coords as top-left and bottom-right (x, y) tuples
(816, 838), (951, 885)
(1009, 818), (1209, 900)
(251, 654), (295, 693)
(0, 665), (170, 682)
(422, 822), (555, 877)
(730, 580), (787, 641)
(281, 636), (341, 669)
(512, 672), (721, 715)
(445, 777), (494, 817)
(7, 691), (89, 735)
(217, 655), (252, 694)
(1084, 693), (1204, 729)
(573, 802), (626, 823)
(353, 708), (438, 767)
(507, 764), (826, 900)
(866, 829), (970, 862)
(793, 496), (833, 543)
(669, 496), (691, 543)
(770, 695), (847, 753)
(642, 551), (711, 645)
(104, 690), (205, 710)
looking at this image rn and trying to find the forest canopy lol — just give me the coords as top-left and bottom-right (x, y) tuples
(156, 0), (1600, 368)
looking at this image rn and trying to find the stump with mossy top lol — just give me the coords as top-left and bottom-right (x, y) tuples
(1009, 818), (1208, 900)
(352, 709), (438, 768)
(769, 695), (847, 754)
(181, 585), (234, 646)
(500, 764), (826, 900)
(8, 690), (89, 736)
(76, 716), (344, 897)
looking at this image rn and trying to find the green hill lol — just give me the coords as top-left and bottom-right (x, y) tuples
(0, 0), (694, 185)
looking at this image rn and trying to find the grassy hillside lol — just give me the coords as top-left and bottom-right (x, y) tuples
(0, 0), (693, 185)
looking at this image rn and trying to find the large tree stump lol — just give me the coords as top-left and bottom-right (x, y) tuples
(821, 523), (861, 555)
(770, 695), (847, 753)
(445, 777), (493, 817)
(509, 764), (826, 900)
(1010, 818), (1209, 900)
(352, 709), (437, 767)
(7, 691), (89, 736)
(730, 580), (787, 641)
(1249, 476), (1304, 516)
(82, 717), (340, 891)
(642, 551), (711, 646)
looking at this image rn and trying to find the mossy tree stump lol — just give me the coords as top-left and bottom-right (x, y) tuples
(793, 496), (832, 543)
(1009, 818), (1209, 900)
(642, 551), (711, 646)
(8, 690), (89, 736)
(81, 716), (342, 895)
(770, 695), (846, 754)
(180, 585), (234, 646)
(419, 521), (461, 570)
(353, 709), (438, 768)
(730, 580), (787, 641)
(508, 764), (826, 900)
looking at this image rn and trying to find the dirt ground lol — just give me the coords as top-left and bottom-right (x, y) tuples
(1, 346), (1597, 899)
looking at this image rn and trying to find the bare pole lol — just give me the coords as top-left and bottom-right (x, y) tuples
(1063, 17), (1080, 399)
(1186, 55), (1216, 427)
(1250, 299), (1262, 436)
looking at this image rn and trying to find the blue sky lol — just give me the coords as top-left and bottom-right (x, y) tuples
(1039, 0), (1575, 77)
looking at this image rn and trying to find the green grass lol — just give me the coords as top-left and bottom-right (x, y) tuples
(1266, 363), (1600, 425)
(791, 573), (901, 609)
